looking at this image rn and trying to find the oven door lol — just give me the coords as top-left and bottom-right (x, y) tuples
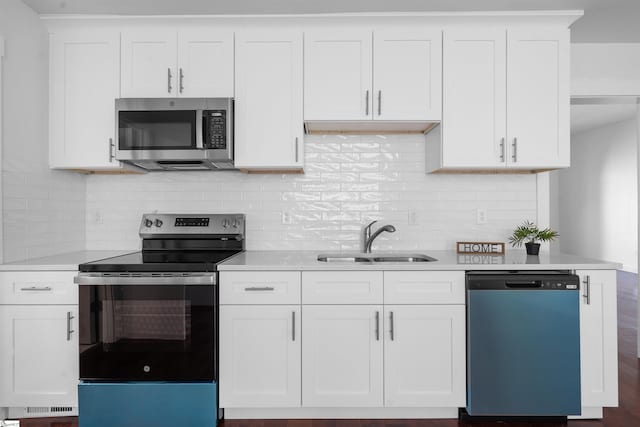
(77, 274), (216, 382)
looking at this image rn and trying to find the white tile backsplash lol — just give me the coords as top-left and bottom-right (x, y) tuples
(85, 134), (537, 251)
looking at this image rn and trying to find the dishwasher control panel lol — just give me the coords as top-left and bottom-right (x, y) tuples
(466, 272), (580, 291)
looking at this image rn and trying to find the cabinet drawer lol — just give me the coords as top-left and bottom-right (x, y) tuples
(384, 271), (465, 304)
(220, 271), (301, 304)
(0, 272), (78, 305)
(302, 271), (383, 304)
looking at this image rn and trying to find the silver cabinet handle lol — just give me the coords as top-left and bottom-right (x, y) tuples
(109, 138), (115, 163)
(67, 311), (75, 341)
(378, 90), (382, 116)
(583, 275), (591, 305)
(390, 311), (395, 341)
(167, 68), (173, 93)
(295, 137), (299, 163)
(365, 90), (370, 116)
(512, 137), (518, 163)
(292, 311), (296, 341)
(20, 286), (52, 291)
(179, 68), (184, 94)
(499, 137), (505, 163)
(375, 311), (380, 341)
(244, 286), (275, 291)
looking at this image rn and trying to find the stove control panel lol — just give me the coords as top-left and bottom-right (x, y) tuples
(139, 213), (245, 238)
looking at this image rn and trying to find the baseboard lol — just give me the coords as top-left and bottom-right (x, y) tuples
(224, 407), (459, 419)
(568, 407), (603, 419)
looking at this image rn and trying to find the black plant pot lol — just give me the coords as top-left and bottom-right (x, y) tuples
(525, 242), (541, 255)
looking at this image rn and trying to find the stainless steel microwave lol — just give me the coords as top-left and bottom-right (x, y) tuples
(115, 98), (234, 171)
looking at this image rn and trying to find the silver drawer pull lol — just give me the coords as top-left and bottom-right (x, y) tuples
(292, 311), (296, 341)
(390, 311), (395, 341)
(67, 311), (75, 341)
(20, 286), (52, 291)
(582, 276), (591, 305)
(244, 286), (275, 291)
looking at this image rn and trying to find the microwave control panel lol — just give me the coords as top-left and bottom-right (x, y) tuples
(204, 110), (227, 149)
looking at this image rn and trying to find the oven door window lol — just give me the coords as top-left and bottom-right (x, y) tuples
(79, 285), (215, 381)
(118, 110), (197, 150)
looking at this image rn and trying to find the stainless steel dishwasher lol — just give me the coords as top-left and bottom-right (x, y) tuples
(466, 271), (581, 417)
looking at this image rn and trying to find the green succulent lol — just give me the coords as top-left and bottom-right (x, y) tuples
(508, 220), (559, 247)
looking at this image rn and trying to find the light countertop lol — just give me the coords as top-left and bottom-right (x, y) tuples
(0, 250), (136, 271)
(218, 250), (623, 271)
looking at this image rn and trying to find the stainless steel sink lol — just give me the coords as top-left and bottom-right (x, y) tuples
(317, 253), (437, 263)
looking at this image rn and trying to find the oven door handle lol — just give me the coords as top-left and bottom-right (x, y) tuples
(74, 274), (216, 286)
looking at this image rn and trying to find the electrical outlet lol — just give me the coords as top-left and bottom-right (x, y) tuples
(476, 208), (487, 224)
(282, 211), (292, 225)
(94, 212), (104, 225)
(408, 209), (418, 225)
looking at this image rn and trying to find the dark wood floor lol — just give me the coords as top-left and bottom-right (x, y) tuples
(18, 271), (640, 427)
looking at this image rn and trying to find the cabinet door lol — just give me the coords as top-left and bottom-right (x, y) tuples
(234, 31), (303, 170)
(49, 32), (121, 170)
(442, 29), (506, 168)
(0, 305), (78, 407)
(219, 305), (301, 408)
(304, 31), (373, 121)
(576, 270), (618, 408)
(506, 29), (570, 169)
(177, 30), (234, 97)
(384, 305), (466, 407)
(302, 305), (383, 407)
(121, 31), (177, 97)
(373, 30), (442, 121)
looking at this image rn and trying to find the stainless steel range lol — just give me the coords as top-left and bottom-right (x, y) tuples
(74, 213), (244, 427)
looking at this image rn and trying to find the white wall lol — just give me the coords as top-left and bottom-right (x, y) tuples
(0, 0), (86, 262)
(572, 43), (640, 97)
(556, 117), (638, 271)
(86, 134), (537, 251)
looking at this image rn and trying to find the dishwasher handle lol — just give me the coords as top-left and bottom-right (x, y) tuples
(505, 281), (543, 289)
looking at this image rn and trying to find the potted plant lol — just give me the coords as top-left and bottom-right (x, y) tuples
(508, 220), (559, 255)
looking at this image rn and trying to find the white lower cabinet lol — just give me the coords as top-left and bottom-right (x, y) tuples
(0, 305), (78, 407)
(219, 305), (301, 407)
(302, 305), (384, 407)
(384, 305), (466, 407)
(577, 270), (618, 409)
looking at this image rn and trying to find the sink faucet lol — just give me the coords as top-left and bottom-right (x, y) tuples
(362, 220), (396, 253)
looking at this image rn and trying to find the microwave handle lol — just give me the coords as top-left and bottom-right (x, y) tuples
(196, 110), (204, 149)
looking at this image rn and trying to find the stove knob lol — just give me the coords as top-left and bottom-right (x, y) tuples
(155, 219), (163, 228)
(222, 219), (229, 229)
(144, 219), (153, 228)
(232, 219), (240, 229)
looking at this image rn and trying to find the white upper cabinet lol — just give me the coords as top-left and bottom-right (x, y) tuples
(373, 30), (442, 121)
(441, 29), (507, 169)
(234, 31), (304, 170)
(304, 31), (372, 121)
(506, 28), (570, 169)
(121, 31), (178, 97)
(177, 30), (234, 97)
(429, 28), (570, 172)
(304, 30), (442, 122)
(49, 31), (129, 171)
(121, 30), (233, 98)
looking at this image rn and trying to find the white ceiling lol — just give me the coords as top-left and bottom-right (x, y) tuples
(571, 104), (637, 135)
(19, 0), (640, 42)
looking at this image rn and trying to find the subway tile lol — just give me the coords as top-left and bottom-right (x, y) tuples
(82, 135), (538, 252)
